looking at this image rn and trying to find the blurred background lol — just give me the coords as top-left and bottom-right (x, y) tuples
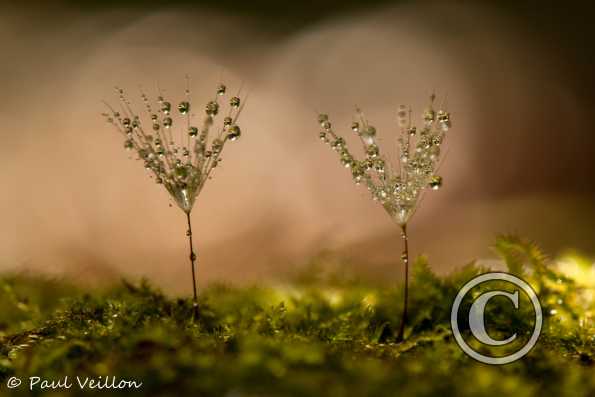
(1, 0), (594, 291)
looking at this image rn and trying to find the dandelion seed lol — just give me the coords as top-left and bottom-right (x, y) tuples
(101, 79), (245, 319)
(316, 95), (453, 342)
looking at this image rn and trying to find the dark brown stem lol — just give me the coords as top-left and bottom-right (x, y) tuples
(186, 211), (199, 319)
(396, 223), (409, 342)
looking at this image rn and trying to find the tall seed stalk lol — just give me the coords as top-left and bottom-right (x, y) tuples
(317, 95), (452, 341)
(102, 79), (245, 319)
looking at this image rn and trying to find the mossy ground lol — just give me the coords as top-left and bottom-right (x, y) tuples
(0, 237), (593, 396)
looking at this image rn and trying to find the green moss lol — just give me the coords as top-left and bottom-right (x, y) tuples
(0, 237), (593, 396)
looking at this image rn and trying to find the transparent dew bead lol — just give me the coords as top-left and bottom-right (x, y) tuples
(217, 84), (226, 96)
(351, 122), (360, 132)
(341, 157), (354, 168)
(423, 108), (435, 123)
(366, 144), (379, 158)
(318, 114), (329, 126)
(319, 131), (328, 141)
(212, 138), (224, 153)
(429, 175), (443, 190)
(331, 137), (345, 150)
(122, 118), (131, 127)
(156, 177), (163, 184)
(188, 127), (198, 137)
(163, 117), (173, 128)
(124, 140), (134, 150)
(153, 123), (160, 131)
(440, 119), (451, 132)
(151, 114), (158, 122)
(321, 121), (331, 130)
(408, 126), (417, 136)
(178, 101), (190, 114)
(227, 125), (241, 141)
(161, 102), (171, 115)
(437, 110), (450, 123)
(230, 96), (240, 108)
(205, 101), (219, 116)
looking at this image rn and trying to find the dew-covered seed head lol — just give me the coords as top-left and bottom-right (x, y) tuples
(103, 80), (245, 213)
(315, 95), (451, 225)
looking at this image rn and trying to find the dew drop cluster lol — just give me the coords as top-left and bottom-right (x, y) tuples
(102, 82), (244, 213)
(318, 95), (451, 225)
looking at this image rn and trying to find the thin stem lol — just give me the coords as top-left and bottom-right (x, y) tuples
(186, 211), (199, 319)
(396, 223), (409, 342)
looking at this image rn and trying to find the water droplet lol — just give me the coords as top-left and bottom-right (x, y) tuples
(365, 126), (376, 136)
(366, 144), (379, 158)
(217, 84), (226, 95)
(223, 116), (232, 126)
(188, 127), (198, 137)
(161, 102), (171, 115)
(429, 175), (442, 190)
(205, 101), (219, 116)
(230, 96), (240, 108)
(331, 137), (345, 150)
(351, 122), (359, 132)
(163, 117), (173, 128)
(423, 108), (435, 124)
(178, 101), (190, 114)
(227, 125), (241, 141)
(212, 138), (224, 153)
